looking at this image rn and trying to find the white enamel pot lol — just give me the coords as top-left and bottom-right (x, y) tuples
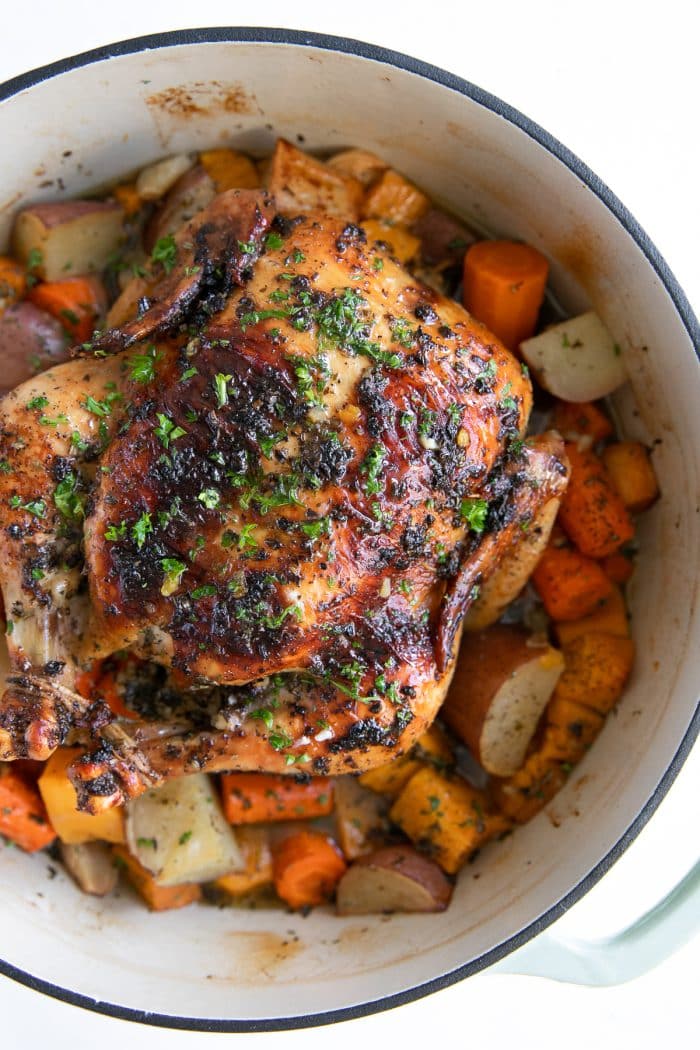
(0, 28), (698, 1033)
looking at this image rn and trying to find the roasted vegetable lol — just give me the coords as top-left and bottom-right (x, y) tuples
(463, 240), (549, 350)
(12, 200), (124, 280)
(38, 748), (125, 846)
(266, 138), (363, 219)
(220, 772), (334, 825)
(389, 767), (509, 874)
(336, 846), (452, 914)
(553, 584), (629, 646)
(333, 776), (391, 859)
(0, 764), (55, 852)
(0, 301), (69, 392)
(558, 443), (635, 558)
(358, 724), (453, 797)
(361, 168), (430, 225)
(199, 148), (260, 191)
(272, 830), (347, 910)
(442, 626), (564, 777)
(553, 633), (635, 715)
(520, 311), (627, 401)
(126, 774), (243, 886)
(0, 255), (27, 314)
(27, 274), (106, 344)
(531, 545), (613, 621)
(360, 219), (420, 263)
(113, 845), (202, 911)
(551, 399), (614, 444)
(213, 826), (273, 898)
(327, 148), (388, 187)
(143, 164), (215, 251)
(60, 841), (118, 896)
(601, 441), (660, 513)
(135, 153), (195, 201)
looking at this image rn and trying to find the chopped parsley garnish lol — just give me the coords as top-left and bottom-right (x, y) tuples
(136, 837), (157, 850)
(129, 345), (162, 384)
(9, 496), (46, 518)
(54, 473), (84, 520)
(180, 366), (198, 382)
(197, 488), (220, 510)
(191, 583), (217, 600)
(300, 516), (330, 541)
(213, 373), (232, 408)
(474, 358), (497, 392)
(292, 248), (305, 264)
(160, 558), (187, 596)
(239, 308), (290, 330)
(82, 395), (113, 418)
(178, 830), (193, 845)
(264, 232), (284, 251)
(25, 248), (43, 286)
(460, 497), (489, 533)
(154, 413), (186, 449)
(360, 444), (386, 495)
(131, 511), (153, 549)
(237, 239), (257, 254)
(286, 353), (328, 405)
(0, 460), (11, 474)
(373, 256), (384, 271)
(249, 708), (274, 729)
(237, 524), (258, 551)
(105, 521), (127, 541)
(71, 431), (90, 453)
(269, 730), (293, 752)
(26, 395), (49, 411)
(418, 408), (437, 437)
(151, 235), (177, 274)
(390, 318), (415, 348)
(262, 604), (302, 630)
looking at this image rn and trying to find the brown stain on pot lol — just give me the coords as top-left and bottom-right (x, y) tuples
(222, 930), (302, 981)
(146, 81), (260, 119)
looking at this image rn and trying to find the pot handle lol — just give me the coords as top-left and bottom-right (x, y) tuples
(490, 859), (700, 985)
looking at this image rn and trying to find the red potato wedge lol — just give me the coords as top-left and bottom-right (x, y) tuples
(336, 846), (453, 915)
(411, 207), (476, 266)
(143, 164), (216, 252)
(12, 200), (124, 281)
(442, 625), (565, 777)
(333, 776), (391, 859)
(60, 841), (119, 897)
(0, 302), (69, 391)
(265, 139), (363, 220)
(465, 496), (562, 630)
(327, 148), (389, 187)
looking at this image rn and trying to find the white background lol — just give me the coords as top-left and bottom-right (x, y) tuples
(1, 1), (698, 1046)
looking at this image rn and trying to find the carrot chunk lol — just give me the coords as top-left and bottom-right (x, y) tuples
(601, 441), (660, 513)
(220, 773), (334, 825)
(558, 443), (635, 558)
(113, 846), (202, 911)
(532, 546), (612, 621)
(272, 830), (347, 909)
(551, 400), (614, 443)
(27, 275), (106, 343)
(463, 240), (549, 350)
(0, 765), (55, 852)
(0, 255), (27, 313)
(601, 551), (635, 584)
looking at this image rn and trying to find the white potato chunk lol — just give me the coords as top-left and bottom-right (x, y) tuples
(12, 200), (125, 281)
(126, 773), (243, 886)
(520, 311), (627, 402)
(135, 153), (196, 202)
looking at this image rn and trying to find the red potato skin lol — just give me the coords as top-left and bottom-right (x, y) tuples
(344, 846), (453, 911)
(411, 208), (475, 266)
(0, 302), (69, 392)
(20, 200), (121, 230)
(441, 625), (538, 763)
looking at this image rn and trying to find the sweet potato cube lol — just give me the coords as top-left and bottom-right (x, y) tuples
(601, 442), (660, 513)
(389, 766), (509, 874)
(492, 750), (568, 823)
(199, 149), (260, 191)
(359, 724), (453, 797)
(554, 584), (629, 646)
(361, 169), (431, 225)
(554, 633), (635, 715)
(38, 747), (125, 845)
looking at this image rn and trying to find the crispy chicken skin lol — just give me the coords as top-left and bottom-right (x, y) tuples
(0, 188), (568, 809)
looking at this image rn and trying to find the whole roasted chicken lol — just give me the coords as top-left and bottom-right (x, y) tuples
(0, 185), (568, 811)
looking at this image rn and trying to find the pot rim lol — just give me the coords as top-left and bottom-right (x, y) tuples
(0, 24), (698, 1034)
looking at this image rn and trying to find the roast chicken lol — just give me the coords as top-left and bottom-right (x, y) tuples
(0, 187), (568, 811)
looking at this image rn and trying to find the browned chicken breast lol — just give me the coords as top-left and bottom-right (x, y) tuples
(0, 188), (568, 810)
